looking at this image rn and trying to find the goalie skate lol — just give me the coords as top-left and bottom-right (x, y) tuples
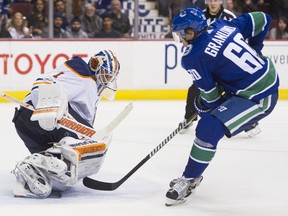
(12, 161), (52, 198)
(12, 153), (69, 198)
(165, 176), (203, 206)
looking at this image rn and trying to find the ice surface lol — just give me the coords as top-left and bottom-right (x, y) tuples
(0, 100), (287, 216)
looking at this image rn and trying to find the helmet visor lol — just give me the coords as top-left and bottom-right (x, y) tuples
(172, 32), (181, 43)
(172, 31), (185, 43)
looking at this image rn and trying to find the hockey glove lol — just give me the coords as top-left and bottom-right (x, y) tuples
(194, 96), (211, 116)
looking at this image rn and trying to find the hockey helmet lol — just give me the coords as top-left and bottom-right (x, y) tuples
(89, 50), (120, 86)
(171, 6), (207, 42)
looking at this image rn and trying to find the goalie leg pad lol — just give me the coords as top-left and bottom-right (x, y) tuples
(59, 135), (112, 182)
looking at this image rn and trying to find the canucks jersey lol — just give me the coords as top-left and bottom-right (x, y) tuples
(25, 56), (100, 126)
(181, 12), (279, 109)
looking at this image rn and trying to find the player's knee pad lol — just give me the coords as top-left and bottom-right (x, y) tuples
(196, 114), (227, 148)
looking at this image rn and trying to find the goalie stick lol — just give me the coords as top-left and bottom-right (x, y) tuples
(82, 114), (197, 191)
(0, 91), (133, 141)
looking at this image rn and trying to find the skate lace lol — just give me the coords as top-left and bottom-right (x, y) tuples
(172, 177), (192, 194)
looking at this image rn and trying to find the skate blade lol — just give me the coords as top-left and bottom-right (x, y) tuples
(165, 198), (186, 206)
(246, 127), (261, 137)
(14, 190), (62, 198)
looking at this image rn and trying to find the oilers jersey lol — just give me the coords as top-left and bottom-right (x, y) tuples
(25, 56), (101, 126)
(181, 12), (279, 110)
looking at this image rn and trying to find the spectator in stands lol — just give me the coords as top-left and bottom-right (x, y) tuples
(70, 0), (83, 18)
(270, 0), (288, 20)
(157, 0), (182, 18)
(53, 12), (66, 38)
(27, 0), (48, 38)
(94, 13), (121, 38)
(168, 0), (182, 21)
(63, 16), (88, 38)
(239, 0), (257, 13)
(7, 12), (31, 39)
(157, 0), (170, 17)
(0, 0), (10, 15)
(94, 0), (123, 16)
(269, 16), (288, 40)
(54, 0), (71, 30)
(0, 0), (10, 27)
(107, 0), (131, 38)
(80, 3), (102, 38)
(256, 0), (271, 15)
(96, 0), (111, 16)
(0, 15), (11, 38)
(225, 0), (241, 17)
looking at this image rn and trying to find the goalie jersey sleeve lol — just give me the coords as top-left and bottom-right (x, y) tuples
(181, 12), (279, 110)
(26, 56), (100, 126)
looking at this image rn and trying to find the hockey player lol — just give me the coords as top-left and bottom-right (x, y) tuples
(165, 7), (279, 206)
(11, 50), (120, 198)
(180, 0), (261, 137)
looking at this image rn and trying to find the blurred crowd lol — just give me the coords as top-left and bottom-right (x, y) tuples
(0, 0), (288, 40)
(0, 0), (131, 39)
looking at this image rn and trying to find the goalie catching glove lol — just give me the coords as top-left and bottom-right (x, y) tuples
(30, 83), (68, 131)
(12, 135), (112, 198)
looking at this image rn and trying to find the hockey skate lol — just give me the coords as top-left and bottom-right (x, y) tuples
(12, 161), (52, 198)
(11, 153), (69, 198)
(165, 176), (203, 206)
(245, 122), (261, 137)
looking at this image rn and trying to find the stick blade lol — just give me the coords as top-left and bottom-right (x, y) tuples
(83, 177), (119, 191)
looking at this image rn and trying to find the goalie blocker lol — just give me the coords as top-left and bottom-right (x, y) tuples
(12, 135), (112, 198)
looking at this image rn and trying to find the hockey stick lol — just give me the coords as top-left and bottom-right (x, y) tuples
(0, 91), (133, 141)
(82, 114), (197, 191)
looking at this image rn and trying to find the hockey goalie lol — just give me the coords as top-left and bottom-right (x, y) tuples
(11, 50), (120, 198)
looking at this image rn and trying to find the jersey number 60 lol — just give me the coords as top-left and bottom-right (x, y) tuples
(223, 33), (265, 74)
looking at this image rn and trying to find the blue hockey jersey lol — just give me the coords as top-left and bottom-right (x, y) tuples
(181, 12), (279, 109)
